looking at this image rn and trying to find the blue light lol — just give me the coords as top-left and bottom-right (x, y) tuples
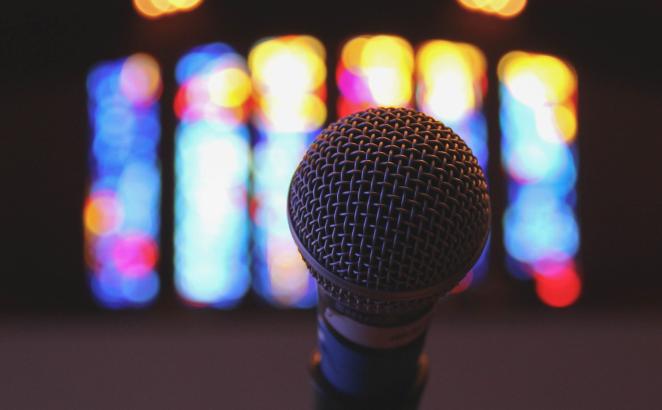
(122, 273), (160, 304)
(444, 111), (490, 285)
(249, 36), (326, 308)
(252, 131), (318, 308)
(504, 186), (579, 263)
(173, 44), (252, 308)
(499, 52), (579, 293)
(416, 40), (490, 288)
(175, 43), (235, 84)
(85, 54), (162, 308)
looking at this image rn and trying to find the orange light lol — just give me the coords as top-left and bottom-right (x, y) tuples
(84, 192), (123, 235)
(133, 0), (203, 19)
(457, 0), (527, 19)
(133, 0), (162, 19)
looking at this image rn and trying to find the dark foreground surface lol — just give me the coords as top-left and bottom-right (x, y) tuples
(1, 309), (660, 410)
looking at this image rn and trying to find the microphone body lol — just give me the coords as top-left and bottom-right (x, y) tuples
(316, 289), (428, 394)
(287, 107), (491, 408)
(310, 290), (429, 409)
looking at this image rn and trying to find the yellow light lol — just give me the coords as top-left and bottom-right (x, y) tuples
(417, 40), (485, 121)
(553, 104), (577, 142)
(249, 38), (326, 97)
(457, 0), (527, 19)
(360, 35), (414, 73)
(534, 103), (578, 144)
(341, 36), (369, 72)
(207, 67), (252, 108)
(499, 51), (576, 106)
(290, 35), (326, 61)
(169, 0), (203, 11)
(460, 43), (487, 81)
(501, 51), (578, 145)
(120, 53), (162, 105)
(345, 35), (414, 106)
(151, 0), (176, 13)
(258, 93), (326, 132)
(497, 0), (527, 17)
(484, 0), (510, 13)
(249, 36), (326, 132)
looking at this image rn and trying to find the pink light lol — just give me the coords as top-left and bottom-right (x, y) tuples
(336, 65), (373, 105)
(111, 233), (159, 278)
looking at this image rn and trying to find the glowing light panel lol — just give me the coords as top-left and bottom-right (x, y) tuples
(416, 40), (490, 289)
(85, 53), (162, 308)
(499, 51), (580, 307)
(457, 0), (527, 19)
(337, 35), (414, 116)
(249, 35), (326, 307)
(174, 43), (252, 307)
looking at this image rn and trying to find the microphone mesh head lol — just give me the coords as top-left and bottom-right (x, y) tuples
(288, 107), (490, 315)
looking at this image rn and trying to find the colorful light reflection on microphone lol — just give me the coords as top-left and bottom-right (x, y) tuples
(173, 43), (252, 307)
(499, 51), (581, 307)
(85, 53), (162, 308)
(249, 35), (325, 307)
(416, 40), (490, 290)
(337, 35), (414, 116)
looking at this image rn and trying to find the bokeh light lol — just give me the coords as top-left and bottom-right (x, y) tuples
(338, 35), (414, 116)
(416, 39), (490, 290)
(174, 43), (252, 307)
(499, 51), (580, 307)
(86, 54), (162, 308)
(535, 262), (582, 308)
(133, 0), (203, 19)
(120, 53), (162, 105)
(249, 35), (326, 132)
(249, 36), (325, 308)
(457, 0), (527, 19)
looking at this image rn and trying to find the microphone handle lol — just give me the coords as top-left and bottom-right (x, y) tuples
(310, 295), (429, 410)
(310, 349), (428, 410)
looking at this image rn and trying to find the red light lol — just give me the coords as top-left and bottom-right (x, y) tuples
(535, 264), (581, 308)
(173, 85), (189, 119)
(450, 270), (473, 295)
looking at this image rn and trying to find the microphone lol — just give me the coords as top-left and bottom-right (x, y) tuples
(287, 107), (490, 408)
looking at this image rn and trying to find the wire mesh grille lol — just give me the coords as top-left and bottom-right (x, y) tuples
(288, 107), (490, 313)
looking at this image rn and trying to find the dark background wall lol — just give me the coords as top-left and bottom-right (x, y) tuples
(1, 0), (661, 311)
